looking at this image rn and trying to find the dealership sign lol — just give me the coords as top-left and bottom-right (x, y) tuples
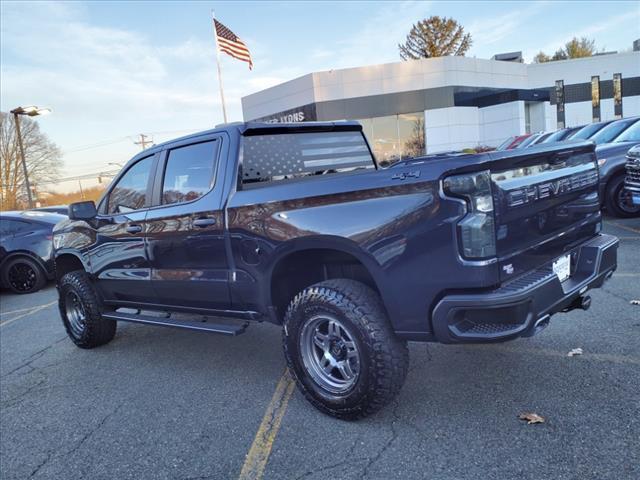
(253, 103), (317, 123)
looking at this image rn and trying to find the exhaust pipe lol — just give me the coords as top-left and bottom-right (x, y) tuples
(579, 295), (591, 311)
(563, 294), (592, 313)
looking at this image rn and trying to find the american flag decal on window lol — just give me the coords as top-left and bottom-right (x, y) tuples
(214, 19), (253, 70)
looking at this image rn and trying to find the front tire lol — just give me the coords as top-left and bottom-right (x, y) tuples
(283, 279), (409, 420)
(605, 175), (640, 218)
(58, 271), (116, 348)
(2, 257), (46, 294)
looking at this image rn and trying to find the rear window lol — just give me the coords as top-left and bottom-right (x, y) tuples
(614, 121), (640, 143)
(591, 119), (636, 144)
(241, 131), (374, 187)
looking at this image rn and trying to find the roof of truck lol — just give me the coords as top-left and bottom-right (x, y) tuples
(150, 121), (363, 151)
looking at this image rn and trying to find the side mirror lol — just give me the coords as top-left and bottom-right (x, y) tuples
(68, 201), (97, 221)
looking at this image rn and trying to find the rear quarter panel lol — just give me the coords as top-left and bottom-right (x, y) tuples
(226, 166), (499, 336)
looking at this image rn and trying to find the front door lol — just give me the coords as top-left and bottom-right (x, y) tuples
(145, 137), (231, 311)
(90, 154), (157, 304)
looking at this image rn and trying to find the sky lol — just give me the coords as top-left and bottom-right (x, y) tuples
(1, 0), (640, 183)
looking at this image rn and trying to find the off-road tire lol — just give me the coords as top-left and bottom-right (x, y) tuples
(1, 256), (47, 294)
(58, 270), (116, 348)
(605, 174), (640, 218)
(282, 279), (409, 420)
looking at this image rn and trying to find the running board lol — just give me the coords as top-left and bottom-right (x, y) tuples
(102, 310), (249, 336)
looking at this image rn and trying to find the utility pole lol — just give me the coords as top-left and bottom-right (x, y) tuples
(10, 106), (52, 209)
(12, 112), (33, 208)
(134, 134), (152, 150)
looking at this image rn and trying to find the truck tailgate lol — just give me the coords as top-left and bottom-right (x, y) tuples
(489, 143), (600, 282)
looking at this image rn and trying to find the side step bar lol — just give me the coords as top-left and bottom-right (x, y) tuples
(102, 310), (249, 336)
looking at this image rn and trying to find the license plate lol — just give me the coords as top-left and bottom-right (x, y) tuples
(553, 254), (571, 282)
(632, 193), (640, 206)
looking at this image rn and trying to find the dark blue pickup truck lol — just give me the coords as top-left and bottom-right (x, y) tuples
(53, 122), (618, 419)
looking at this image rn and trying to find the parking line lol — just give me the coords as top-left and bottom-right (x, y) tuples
(0, 301), (57, 328)
(604, 221), (640, 234)
(613, 273), (640, 277)
(238, 369), (296, 480)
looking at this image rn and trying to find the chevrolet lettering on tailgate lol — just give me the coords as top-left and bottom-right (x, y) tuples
(506, 169), (598, 207)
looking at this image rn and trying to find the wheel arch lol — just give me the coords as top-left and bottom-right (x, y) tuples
(0, 251), (48, 275)
(54, 251), (89, 282)
(267, 236), (387, 323)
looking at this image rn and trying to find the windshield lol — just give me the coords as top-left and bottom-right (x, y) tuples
(571, 123), (608, 140)
(496, 136), (515, 150)
(591, 119), (636, 144)
(614, 121), (640, 143)
(542, 129), (568, 143)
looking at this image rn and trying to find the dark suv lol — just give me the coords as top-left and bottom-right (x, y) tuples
(1, 211), (65, 293)
(53, 122), (618, 419)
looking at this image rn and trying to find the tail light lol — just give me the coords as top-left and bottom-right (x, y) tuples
(443, 170), (496, 259)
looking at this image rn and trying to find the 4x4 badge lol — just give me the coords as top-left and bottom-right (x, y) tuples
(503, 264), (514, 275)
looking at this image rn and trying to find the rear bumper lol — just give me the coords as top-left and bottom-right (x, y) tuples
(431, 234), (618, 343)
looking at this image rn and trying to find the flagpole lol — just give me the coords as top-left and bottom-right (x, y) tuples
(212, 10), (228, 123)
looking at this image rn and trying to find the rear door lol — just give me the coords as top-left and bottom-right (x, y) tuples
(490, 143), (600, 281)
(145, 135), (231, 310)
(91, 154), (158, 304)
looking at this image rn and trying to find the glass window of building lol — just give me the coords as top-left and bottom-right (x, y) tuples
(356, 112), (425, 167)
(398, 113), (425, 159)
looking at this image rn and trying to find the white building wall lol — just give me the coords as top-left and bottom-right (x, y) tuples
(425, 106), (480, 153)
(564, 101), (593, 127)
(478, 101), (525, 147)
(622, 96), (640, 118)
(528, 102), (547, 132)
(526, 52), (640, 88)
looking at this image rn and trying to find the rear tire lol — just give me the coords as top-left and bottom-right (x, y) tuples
(58, 271), (116, 348)
(605, 174), (640, 218)
(1, 257), (46, 294)
(283, 279), (409, 420)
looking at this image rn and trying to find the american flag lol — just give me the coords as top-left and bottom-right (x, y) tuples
(214, 19), (253, 70)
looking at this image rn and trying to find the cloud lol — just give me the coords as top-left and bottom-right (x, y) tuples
(467, 2), (547, 47)
(521, 11), (640, 60)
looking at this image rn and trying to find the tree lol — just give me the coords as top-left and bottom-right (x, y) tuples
(533, 37), (598, 63)
(533, 51), (551, 63)
(399, 16), (472, 60)
(564, 37), (597, 58)
(0, 112), (62, 210)
(402, 118), (425, 158)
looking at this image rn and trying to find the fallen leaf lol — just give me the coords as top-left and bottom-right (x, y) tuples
(567, 348), (583, 357)
(630, 300), (640, 306)
(519, 412), (545, 425)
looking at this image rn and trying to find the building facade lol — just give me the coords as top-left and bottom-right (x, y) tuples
(241, 52), (640, 162)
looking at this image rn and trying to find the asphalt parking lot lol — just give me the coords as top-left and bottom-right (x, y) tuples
(1, 217), (638, 480)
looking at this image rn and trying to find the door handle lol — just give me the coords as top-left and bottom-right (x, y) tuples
(125, 224), (143, 234)
(193, 217), (216, 228)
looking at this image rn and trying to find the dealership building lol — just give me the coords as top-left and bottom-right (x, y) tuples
(241, 50), (640, 161)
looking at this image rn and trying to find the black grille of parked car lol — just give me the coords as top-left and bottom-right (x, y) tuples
(625, 157), (640, 191)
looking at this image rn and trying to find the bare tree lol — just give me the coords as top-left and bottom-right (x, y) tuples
(0, 112), (62, 210)
(399, 16), (472, 60)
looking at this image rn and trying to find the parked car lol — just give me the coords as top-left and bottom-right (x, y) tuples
(0, 211), (66, 293)
(33, 205), (68, 215)
(515, 132), (545, 148)
(590, 117), (639, 145)
(496, 134), (532, 150)
(568, 120), (614, 141)
(624, 145), (640, 206)
(596, 120), (640, 217)
(525, 131), (553, 147)
(53, 121), (617, 419)
(540, 126), (584, 144)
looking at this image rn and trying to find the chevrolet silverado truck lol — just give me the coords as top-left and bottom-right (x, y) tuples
(53, 122), (618, 419)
